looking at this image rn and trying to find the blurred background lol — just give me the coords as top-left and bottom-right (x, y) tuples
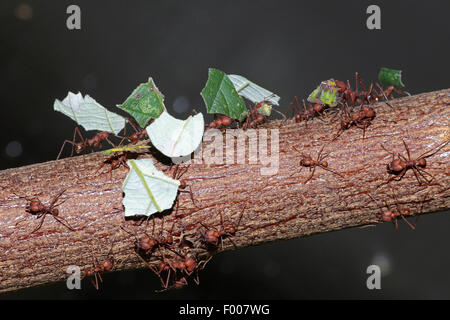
(1, 0), (449, 299)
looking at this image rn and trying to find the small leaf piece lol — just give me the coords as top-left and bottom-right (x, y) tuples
(54, 92), (126, 135)
(228, 74), (280, 106)
(122, 159), (180, 217)
(378, 67), (405, 88)
(307, 79), (340, 107)
(146, 110), (204, 158)
(118, 77), (166, 128)
(201, 68), (248, 121)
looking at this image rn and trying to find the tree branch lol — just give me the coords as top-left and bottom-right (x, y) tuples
(0, 89), (449, 293)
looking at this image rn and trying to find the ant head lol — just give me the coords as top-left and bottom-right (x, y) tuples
(225, 226), (236, 234)
(321, 161), (328, 168)
(102, 258), (114, 271)
(184, 257), (197, 272)
(335, 80), (346, 91)
(312, 103), (323, 113)
(256, 114), (265, 123)
(179, 180), (187, 189)
(51, 208), (59, 216)
(28, 199), (42, 213)
(381, 211), (393, 222)
(97, 132), (109, 140)
(295, 114), (302, 123)
(139, 237), (155, 251)
(402, 208), (411, 216)
(205, 230), (219, 243)
(389, 159), (405, 172)
(418, 158), (426, 167)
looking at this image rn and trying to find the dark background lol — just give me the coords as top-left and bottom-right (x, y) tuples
(1, 0), (449, 299)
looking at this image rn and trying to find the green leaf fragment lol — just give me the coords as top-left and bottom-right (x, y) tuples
(117, 77), (166, 128)
(307, 79), (340, 107)
(378, 67), (405, 88)
(122, 159), (180, 217)
(103, 145), (150, 155)
(201, 68), (248, 122)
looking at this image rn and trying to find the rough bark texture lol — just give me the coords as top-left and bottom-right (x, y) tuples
(0, 89), (449, 293)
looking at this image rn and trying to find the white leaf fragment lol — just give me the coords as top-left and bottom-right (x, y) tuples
(54, 91), (125, 135)
(228, 74), (280, 106)
(122, 159), (180, 217)
(146, 110), (204, 158)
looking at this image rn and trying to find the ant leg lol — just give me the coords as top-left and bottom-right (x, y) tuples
(57, 140), (76, 160)
(52, 215), (75, 231)
(416, 139), (450, 160)
(375, 83), (394, 109)
(415, 168), (438, 185)
(401, 139), (412, 161)
(303, 165), (316, 184)
(31, 214), (48, 234)
(400, 215), (415, 230)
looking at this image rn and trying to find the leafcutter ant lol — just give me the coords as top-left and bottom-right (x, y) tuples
(14, 189), (74, 233)
(292, 145), (344, 184)
(379, 139), (449, 187)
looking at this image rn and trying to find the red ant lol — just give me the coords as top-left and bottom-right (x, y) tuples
(379, 139), (449, 186)
(206, 114), (234, 130)
(83, 244), (115, 290)
(368, 188), (424, 230)
(14, 189), (74, 233)
(335, 72), (391, 106)
(121, 218), (176, 256)
(292, 145), (344, 184)
(119, 118), (149, 145)
(57, 127), (115, 160)
(200, 209), (244, 250)
(332, 104), (376, 140)
(288, 96), (328, 127)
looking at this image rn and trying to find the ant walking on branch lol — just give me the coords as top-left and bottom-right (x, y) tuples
(332, 104), (376, 140)
(287, 96), (329, 127)
(57, 127), (115, 160)
(14, 189), (75, 234)
(292, 145), (344, 184)
(368, 188), (429, 230)
(200, 207), (245, 250)
(379, 138), (449, 187)
(83, 243), (116, 290)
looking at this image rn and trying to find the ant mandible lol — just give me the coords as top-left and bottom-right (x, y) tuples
(15, 189), (75, 234)
(57, 127), (115, 160)
(379, 138), (449, 187)
(292, 145), (344, 184)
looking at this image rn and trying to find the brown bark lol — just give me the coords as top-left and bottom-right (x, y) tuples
(0, 89), (449, 293)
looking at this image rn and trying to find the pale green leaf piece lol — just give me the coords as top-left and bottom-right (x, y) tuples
(122, 158), (180, 217)
(200, 68), (248, 121)
(54, 92), (126, 135)
(146, 110), (204, 158)
(228, 74), (280, 106)
(103, 145), (150, 155)
(117, 77), (166, 128)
